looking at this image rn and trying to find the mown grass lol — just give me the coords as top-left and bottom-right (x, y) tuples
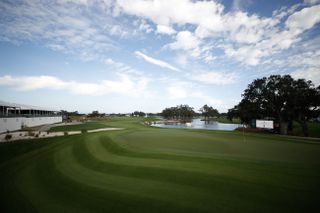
(0, 117), (320, 213)
(50, 122), (109, 132)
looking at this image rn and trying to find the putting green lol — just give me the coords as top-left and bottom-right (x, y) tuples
(0, 117), (319, 212)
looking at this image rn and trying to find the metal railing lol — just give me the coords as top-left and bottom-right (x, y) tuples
(0, 114), (62, 118)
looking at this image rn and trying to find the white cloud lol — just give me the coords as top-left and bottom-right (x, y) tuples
(168, 31), (199, 50)
(0, 75), (68, 91)
(166, 81), (223, 105)
(231, 0), (254, 11)
(117, 0), (276, 54)
(191, 92), (224, 105)
(109, 25), (128, 37)
(224, 45), (265, 65)
(286, 5), (320, 33)
(103, 58), (148, 78)
(0, 74), (151, 97)
(167, 84), (188, 99)
(117, 0), (320, 66)
(304, 0), (320, 5)
(0, 0), (125, 61)
(203, 54), (217, 64)
(57, 0), (90, 5)
(2, 0), (320, 67)
(291, 68), (320, 85)
(233, 5), (320, 66)
(104, 58), (115, 65)
(134, 51), (180, 71)
(156, 25), (176, 35)
(117, 0), (224, 29)
(188, 71), (237, 85)
(175, 54), (188, 66)
(167, 31), (201, 58)
(138, 19), (153, 33)
(225, 12), (270, 44)
(287, 50), (320, 68)
(0, 0), (319, 100)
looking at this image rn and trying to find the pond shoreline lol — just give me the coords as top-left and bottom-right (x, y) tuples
(150, 118), (241, 131)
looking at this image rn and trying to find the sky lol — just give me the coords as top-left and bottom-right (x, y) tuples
(0, 0), (320, 113)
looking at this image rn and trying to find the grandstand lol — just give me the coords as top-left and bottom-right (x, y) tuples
(0, 100), (62, 133)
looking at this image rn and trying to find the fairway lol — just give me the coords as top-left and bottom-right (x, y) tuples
(1, 117), (320, 213)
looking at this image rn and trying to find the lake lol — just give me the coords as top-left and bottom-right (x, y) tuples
(151, 118), (241, 131)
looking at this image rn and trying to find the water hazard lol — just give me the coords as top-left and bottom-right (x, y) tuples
(151, 118), (241, 131)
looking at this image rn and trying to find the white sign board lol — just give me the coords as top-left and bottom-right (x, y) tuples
(256, 120), (274, 129)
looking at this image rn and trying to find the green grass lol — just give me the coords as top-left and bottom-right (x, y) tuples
(212, 116), (241, 124)
(50, 122), (109, 132)
(213, 118), (320, 138)
(291, 122), (320, 138)
(1, 117), (320, 213)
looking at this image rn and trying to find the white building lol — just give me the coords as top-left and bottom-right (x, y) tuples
(0, 101), (62, 133)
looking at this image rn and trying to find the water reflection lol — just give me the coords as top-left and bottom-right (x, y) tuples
(151, 118), (240, 131)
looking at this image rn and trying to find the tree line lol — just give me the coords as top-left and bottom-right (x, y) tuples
(227, 75), (320, 136)
(161, 104), (220, 120)
(199, 104), (219, 120)
(131, 111), (146, 117)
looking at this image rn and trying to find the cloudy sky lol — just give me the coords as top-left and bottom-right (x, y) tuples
(0, 0), (320, 113)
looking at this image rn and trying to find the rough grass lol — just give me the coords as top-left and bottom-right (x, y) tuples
(211, 117), (320, 138)
(212, 116), (241, 124)
(0, 117), (320, 213)
(291, 122), (320, 138)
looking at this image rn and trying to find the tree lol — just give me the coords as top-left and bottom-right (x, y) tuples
(200, 104), (209, 119)
(161, 105), (195, 120)
(227, 107), (239, 122)
(132, 111), (146, 117)
(89, 110), (99, 117)
(88, 110), (105, 118)
(200, 104), (219, 120)
(229, 75), (320, 136)
(291, 80), (320, 136)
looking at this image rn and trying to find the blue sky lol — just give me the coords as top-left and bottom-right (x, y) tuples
(0, 0), (320, 113)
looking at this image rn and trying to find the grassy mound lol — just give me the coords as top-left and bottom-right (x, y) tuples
(1, 117), (320, 212)
(50, 122), (109, 132)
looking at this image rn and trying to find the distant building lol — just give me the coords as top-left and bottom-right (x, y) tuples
(0, 100), (62, 133)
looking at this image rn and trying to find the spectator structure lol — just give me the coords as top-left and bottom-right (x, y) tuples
(0, 100), (62, 133)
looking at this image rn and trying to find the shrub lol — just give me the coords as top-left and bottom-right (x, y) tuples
(28, 131), (35, 137)
(81, 129), (87, 134)
(64, 132), (68, 136)
(35, 134), (39, 138)
(5, 134), (12, 141)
